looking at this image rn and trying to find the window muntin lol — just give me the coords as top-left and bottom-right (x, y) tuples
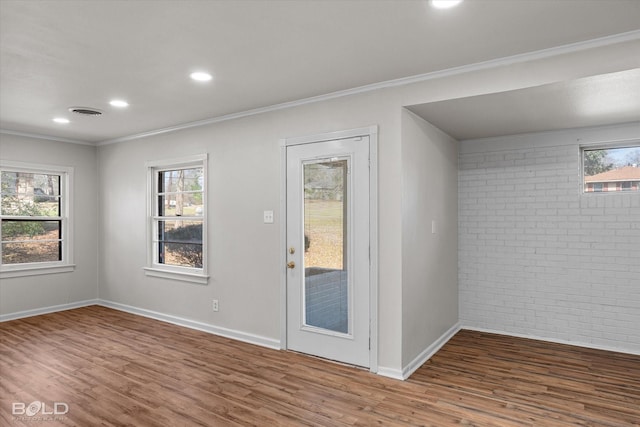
(0, 163), (72, 275)
(146, 155), (207, 283)
(582, 145), (640, 193)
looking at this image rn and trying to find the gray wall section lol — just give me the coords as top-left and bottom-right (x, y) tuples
(401, 109), (459, 367)
(97, 94), (406, 371)
(0, 134), (98, 313)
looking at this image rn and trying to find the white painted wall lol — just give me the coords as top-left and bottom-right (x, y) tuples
(401, 110), (459, 367)
(0, 134), (98, 315)
(97, 91), (406, 371)
(459, 122), (640, 353)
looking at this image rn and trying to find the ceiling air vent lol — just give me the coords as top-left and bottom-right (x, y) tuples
(68, 107), (103, 116)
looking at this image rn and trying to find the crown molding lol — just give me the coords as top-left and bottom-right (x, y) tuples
(0, 128), (94, 146)
(8, 30), (640, 147)
(99, 30), (640, 146)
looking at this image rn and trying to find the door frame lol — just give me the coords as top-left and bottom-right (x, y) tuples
(279, 125), (378, 373)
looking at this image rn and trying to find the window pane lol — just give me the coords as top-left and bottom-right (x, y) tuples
(160, 243), (203, 268)
(158, 192), (203, 217)
(303, 161), (346, 270)
(1, 172), (61, 216)
(1, 220), (61, 240)
(303, 159), (349, 334)
(158, 168), (203, 194)
(584, 146), (640, 193)
(158, 220), (202, 243)
(156, 220), (203, 268)
(2, 241), (62, 264)
(157, 168), (204, 218)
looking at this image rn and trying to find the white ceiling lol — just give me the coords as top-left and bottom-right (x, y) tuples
(408, 68), (640, 141)
(1, 0), (640, 144)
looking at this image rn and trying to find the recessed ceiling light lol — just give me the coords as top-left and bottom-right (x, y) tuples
(190, 71), (212, 82)
(109, 99), (129, 108)
(53, 117), (70, 124)
(430, 0), (463, 9)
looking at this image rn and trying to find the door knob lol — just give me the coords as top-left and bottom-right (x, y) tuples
(287, 261), (296, 269)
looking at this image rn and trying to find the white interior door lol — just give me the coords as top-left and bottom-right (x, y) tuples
(286, 136), (370, 368)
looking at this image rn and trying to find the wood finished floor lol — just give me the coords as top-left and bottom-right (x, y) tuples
(1, 306), (638, 426)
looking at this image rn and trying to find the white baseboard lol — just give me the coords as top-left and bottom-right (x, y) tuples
(0, 299), (100, 322)
(98, 299), (281, 350)
(10, 301), (635, 375)
(378, 322), (461, 381)
(376, 367), (405, 381)
(402, 322), (461, 380)
(462, 325), (640, 356)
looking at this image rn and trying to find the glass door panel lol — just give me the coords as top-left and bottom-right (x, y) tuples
(303, 159), (349, 334)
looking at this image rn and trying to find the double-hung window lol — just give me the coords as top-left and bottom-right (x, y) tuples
(144, 155), (208, 284)
(0, 161), (74, 277)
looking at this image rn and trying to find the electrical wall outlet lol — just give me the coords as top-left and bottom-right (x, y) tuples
(212, 299), (219, 312)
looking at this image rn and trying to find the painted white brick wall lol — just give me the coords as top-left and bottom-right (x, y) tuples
(459, 125), (640, 353)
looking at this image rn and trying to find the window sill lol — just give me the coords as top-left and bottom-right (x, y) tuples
(0, 264), (76, 279)
(143, 267), (209, 285)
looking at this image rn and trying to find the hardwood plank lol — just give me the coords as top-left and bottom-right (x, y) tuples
(1, 306), (638, 426)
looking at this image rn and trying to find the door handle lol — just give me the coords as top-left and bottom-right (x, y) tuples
(287, 261), (296, 269)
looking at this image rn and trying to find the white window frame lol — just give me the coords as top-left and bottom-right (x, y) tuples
(0, 160), (75, 278)
(143, 154), (209, 285)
